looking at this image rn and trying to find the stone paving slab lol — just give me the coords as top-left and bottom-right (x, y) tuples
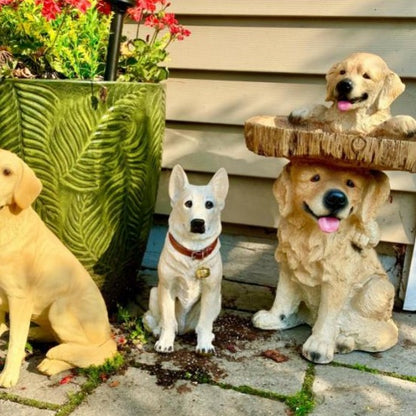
(314, 366), (416, 415)
(0, 311), (414, 415)
(0, 401), (55, 415)
(71, 368), (287, 416)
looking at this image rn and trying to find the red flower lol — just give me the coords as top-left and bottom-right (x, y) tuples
(96, 0), (111, 14)
(65, 0), (91, 13)
(36, 0), (62, 20)
(145, 14), (165, 30)
(127, 6), (143, 22)
(161, 12), (177, 27)
(170, 24), (191, 40)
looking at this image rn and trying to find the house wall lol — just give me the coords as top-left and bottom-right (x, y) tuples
(125, 1), (416, 305)
(126, 0), (416, 245)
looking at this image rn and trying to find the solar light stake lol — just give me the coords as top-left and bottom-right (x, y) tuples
(104, 0), (135, 81)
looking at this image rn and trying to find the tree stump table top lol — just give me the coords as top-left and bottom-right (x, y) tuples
(245, 115), (416, 173)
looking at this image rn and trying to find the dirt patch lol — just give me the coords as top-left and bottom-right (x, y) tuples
(134, 313), (275, 389)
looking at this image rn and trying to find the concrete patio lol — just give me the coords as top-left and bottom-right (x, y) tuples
(0, 223), (415, 416)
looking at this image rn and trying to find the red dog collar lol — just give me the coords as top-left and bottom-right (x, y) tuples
(168, 233), (218, 260)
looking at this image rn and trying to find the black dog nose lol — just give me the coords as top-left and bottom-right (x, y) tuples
(190, 218), (205, 234)
(323, 189), (348, 213)
(336, 79), (353, 96)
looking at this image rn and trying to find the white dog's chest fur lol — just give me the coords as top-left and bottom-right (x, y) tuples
(159, 240), (222, 310)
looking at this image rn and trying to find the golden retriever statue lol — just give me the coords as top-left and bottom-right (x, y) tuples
(289, 52), (416, 138)
(252, 161), (398, 364)
(0, 149), (116, 387)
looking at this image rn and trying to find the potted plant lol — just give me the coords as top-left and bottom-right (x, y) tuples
(0, 0), (190, 309)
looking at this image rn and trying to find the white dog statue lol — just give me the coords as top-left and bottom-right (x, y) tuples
(143, 165), (229, 354)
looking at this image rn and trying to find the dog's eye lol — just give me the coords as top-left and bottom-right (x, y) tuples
(184, 200), (193, 208)
(346, 179), (355, 188)
(363, 73), (371, 79)
(2, 168), (11, 176)
(340, 70), (346, 75)
(310, 174), (320, 182)
(205, 201), (214, 209)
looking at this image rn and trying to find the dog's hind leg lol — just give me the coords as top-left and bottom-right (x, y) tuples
(38, 338), (117, 375)
(337, 275), (398, 353)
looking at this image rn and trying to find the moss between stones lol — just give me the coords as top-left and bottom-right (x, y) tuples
(331, 361), (416, 383)
(0, 391), (60, 411)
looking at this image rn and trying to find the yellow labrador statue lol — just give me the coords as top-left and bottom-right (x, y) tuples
(289, 52), (416, 138)
(253, 161), (398, 364)
(0, 149), (116, 387)
(143, 165), (229, 354)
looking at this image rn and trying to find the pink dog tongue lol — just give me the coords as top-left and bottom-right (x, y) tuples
(337, 100), (352, 112)
(318, 217), (340, 233)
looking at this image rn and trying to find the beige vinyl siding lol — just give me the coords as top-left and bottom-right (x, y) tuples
(124, 0), (416, 244)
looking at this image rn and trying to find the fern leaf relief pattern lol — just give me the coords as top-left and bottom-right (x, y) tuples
(0, 80), (165, 308)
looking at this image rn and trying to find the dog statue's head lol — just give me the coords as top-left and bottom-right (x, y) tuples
(168, 165), (229, 242)
(274, 161), (389, 233)
(0, 149), (42, 211)
(325, 52), (405, 114)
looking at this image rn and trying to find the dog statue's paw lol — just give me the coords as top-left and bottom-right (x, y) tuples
(37, 358), (73, 376)
(196, 343), (216, 356)
(302, 334), (335, 364)
(252, 309), (302, 330)
(351, 220), (380, 249)
(288, 107), (311, 125)
(288, 104), (328, 126)
(0, 369), (20, 388)
(371, 115), (416, 139)
(155, 339), (174, 353)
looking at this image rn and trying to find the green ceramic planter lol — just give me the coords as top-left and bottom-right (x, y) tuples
(0, 79), (165, 309)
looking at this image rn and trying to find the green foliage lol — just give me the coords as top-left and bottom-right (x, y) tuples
(116, 305), (148, 345)
(118, 37), (169, 83)
(78, 353), (125, 384)
(0, 0), (111, 79)
(0, 0), (190, 81)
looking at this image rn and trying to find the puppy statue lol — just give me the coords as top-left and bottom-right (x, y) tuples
(253, 161), (398, 364)
(289, 52), (416, 138)
(143, 165), (229, 354)
(0, 149), (116, 387)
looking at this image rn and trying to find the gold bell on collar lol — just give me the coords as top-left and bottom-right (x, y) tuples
(195, 266), (211, 279)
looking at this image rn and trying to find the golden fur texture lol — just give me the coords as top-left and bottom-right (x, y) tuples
(253, 161), (398, 363)
(0, 149), (116, 387)
(289, 52), (416, 138)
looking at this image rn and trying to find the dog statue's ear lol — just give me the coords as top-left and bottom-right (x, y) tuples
(325, 61), (341, 102)
(357, 170), (390, 223)
(14, 161), (42, 210)
(273, 163), (292, 217)
(375, 71), (405, 110)
(169, 164), (189, 204)
(209, 167), (229, 209)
